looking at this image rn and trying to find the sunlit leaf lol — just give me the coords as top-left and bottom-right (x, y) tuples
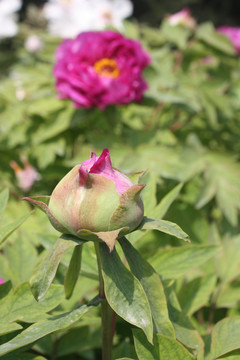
(100, 243), (153, 343)
(149, 245), (219, 280)
(178, 274), (217, 315)
(210, 317), (240, 359)
(133, 329), (195, 360)
(0, 212), (32, 246)
(30, 237), (81, 301)
(0, 301), (97, 356)
(119, 237), (175, 337)
(0, 189), (9, 221)
(138, 217), (189, 241)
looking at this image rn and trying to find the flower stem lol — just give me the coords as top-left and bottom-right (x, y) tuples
(94, 242), (113, 360)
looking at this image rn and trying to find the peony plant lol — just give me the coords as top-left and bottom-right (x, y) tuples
(23, 149), (188, 360)
(53, 30), (151, 109)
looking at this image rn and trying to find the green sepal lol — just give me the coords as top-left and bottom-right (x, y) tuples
(109, 184), (145, 232)
(137, 216), (190, 242)
(22, 196), (69, 234)
(64, 244), (83, 299)
(77, 227), (129, 252)
(126, 170), (147, 184)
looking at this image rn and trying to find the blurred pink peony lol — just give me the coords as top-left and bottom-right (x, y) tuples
(10, 157), (41, 191)
(167, 8), (196, 29)
(0, 277), (4, 285)
(53, 31), (151, 109)
(217, 26), (240, 54)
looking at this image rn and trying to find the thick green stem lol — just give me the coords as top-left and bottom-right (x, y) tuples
(94, 242), (113, 360)
(94, 242), (105, 299)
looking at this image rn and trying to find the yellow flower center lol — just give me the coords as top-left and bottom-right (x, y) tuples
(94, 58), (120, 78)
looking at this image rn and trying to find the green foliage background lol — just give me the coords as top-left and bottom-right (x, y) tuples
(1, 3), (240, 360)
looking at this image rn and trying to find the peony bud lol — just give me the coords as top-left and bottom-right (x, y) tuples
(23, 149), (145, 251)
(167, 8), (196, 29)
(0, 277), (4, 285)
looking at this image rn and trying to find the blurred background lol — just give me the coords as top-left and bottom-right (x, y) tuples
(18, 0), (240, 25)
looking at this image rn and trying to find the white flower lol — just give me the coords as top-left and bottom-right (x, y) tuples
(43, 0), (133, 38)
(91, 0), (133, 31)
(0, 0), (21, 39)
(24, 34), (44, 53)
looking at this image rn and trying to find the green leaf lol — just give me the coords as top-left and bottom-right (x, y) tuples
(178, 274), (217, 315)
(0, 322), (22, 336)
(217, 283), (240, 308)
(0, 189), (9, 221)
(99, 243), (153, 343)
(0, 212), (32, 246)
(0, 281), (12, 303)
(64, 244), (82, 299)
(149, 245), (219, 280)
(215, 235), (240, 283)
(0, 301), (97, 356)
(195, 178), (216, 209)
(133, 329), (195, 360)
(119, 237), (175, 337)
(161, 20), (192, 50)
(195, 153), (240, 226)
(216, 349), (240, 359)
(55, 317), (101, 356)
(196, 22), (235, 55)
(27, 97), (64, 117)
(30, 237), (79, 301)
(1, 353), (48, 360)
(150, 183), (183, 219)
(0, 282), (64, 324)
(3, 235), (38, 286)
(32, 107), (74, 145)
(210, 317), (240, 359)
(167, 289), (204, 359)
(138, 217), (189, 241)
(140, 172), (157, 216)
